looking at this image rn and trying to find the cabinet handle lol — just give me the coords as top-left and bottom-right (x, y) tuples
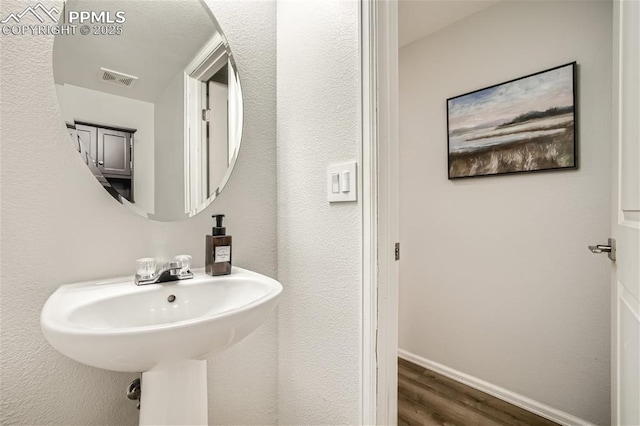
(98, 161), (104, 166)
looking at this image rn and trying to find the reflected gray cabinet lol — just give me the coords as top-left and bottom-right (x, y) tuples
(75, 123), (134, 177)
(75, 124), (98, 166)
(73, 122), (135, 203)
(98, 128), (132, 176)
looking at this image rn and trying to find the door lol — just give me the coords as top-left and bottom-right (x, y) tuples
(97, 128), (132, 176)
(208, 79), (228, 196)
(612, 1), (640, 424)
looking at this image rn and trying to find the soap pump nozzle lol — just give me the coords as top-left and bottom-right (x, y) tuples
(212, 214), (226, 236)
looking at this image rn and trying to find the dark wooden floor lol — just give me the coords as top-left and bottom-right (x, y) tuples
(398, 358), (560, 426)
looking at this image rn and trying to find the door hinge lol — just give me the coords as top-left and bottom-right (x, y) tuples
(202, 109), (211, 122)
(395, 243), (400, 261)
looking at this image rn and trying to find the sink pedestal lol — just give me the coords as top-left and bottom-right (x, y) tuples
(139, 359), (208, 426)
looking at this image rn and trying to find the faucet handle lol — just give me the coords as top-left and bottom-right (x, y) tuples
(173, 255), (192, 274)
(136, 258), (156, 278)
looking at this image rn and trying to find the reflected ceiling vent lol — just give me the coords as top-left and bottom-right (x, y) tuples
(99, 67), (138, 87)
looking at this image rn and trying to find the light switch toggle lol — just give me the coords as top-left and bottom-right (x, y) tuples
(331, 173), (340, 193)
(340, 171), (350, 193)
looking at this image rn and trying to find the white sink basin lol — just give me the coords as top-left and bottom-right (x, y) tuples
(41, 267), (282, 372)
(41, 267), (282, 426)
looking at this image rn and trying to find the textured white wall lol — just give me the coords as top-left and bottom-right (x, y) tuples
(398, 2), (612, 425)
(0, 0), (277, 424)
(55, 83), (156, 215)
(276, 1), (362, 424)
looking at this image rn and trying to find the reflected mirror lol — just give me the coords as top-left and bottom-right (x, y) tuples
(53, 0), (243, 221)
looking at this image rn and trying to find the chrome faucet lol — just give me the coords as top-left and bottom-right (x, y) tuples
(135, 256), (193, 286)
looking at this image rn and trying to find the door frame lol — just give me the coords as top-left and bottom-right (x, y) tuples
(364, 1), (640, 425)
(183, 33), (230, 216)
(361, 1), (399, 424)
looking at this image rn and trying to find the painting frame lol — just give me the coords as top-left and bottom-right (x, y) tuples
(446, 61), (578, 180)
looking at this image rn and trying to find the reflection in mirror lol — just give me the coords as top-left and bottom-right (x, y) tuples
(53, 0), (243, 221)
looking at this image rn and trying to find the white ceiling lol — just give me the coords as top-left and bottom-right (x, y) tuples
(53, 0), (218, 103)
(399, 0), (500, 47)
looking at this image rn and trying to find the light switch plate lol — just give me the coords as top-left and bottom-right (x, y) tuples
(327, 162), (357, 202)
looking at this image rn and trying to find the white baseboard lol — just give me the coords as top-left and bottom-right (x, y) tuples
(398, 349), (595, 426)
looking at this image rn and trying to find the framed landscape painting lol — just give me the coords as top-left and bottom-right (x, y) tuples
(447, 62), (577, 179)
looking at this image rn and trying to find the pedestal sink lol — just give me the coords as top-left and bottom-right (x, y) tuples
(41, 267), (282, 425)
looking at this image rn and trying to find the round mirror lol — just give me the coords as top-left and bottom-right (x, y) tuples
(53, 0), (243, 221)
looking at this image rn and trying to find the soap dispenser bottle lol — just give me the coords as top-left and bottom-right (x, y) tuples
(206, 214), (232, 276)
